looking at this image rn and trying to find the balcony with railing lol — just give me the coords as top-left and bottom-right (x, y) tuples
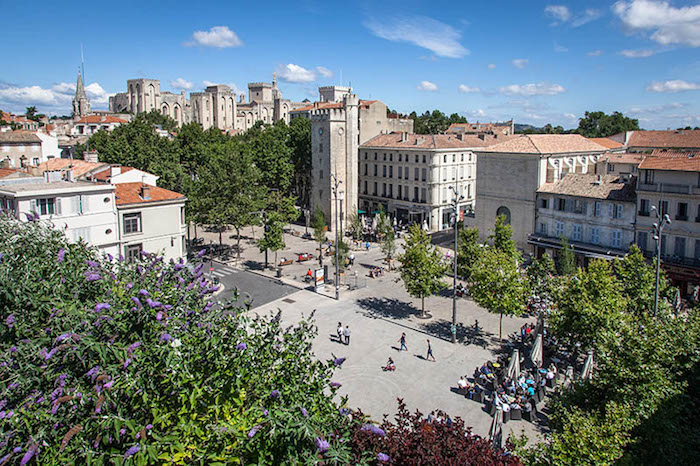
(638, 183), (694, 195)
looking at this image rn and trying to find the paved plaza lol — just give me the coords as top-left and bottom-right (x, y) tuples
(194, 223), (547, 442)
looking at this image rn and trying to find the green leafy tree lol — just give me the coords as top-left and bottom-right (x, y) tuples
(258, 212), (286, 268)
(25, 106), (38, 121)
(526, 253), (557, 299)
(470, 248), (526, 340)
(490, 215), (518, 259)
(576, 111), (639, 138)
(398, 224), (446, 317)
(613, 244), (670, 314)
(347, 212), (363, 241)
(556, 237), (577, 276)
(143, 109), (178, 132)
(380, 229), (397, 271)
(288, 117), (312, 208)
(456, 227), (482, 281)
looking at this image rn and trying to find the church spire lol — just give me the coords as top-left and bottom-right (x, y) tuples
(72, 68), (91, 118)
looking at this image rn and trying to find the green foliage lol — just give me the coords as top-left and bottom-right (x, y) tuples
(576, 111), (639, 138)
(142, 109), (178, 132)
(25, 106), (38, 121)
(526, 253), (556, 299)
(409, 110), (467, 134)
(380, 230), (397, 270)
(469, 248), (526, 340)
(346, 212), (362, 241)
(456, 227), (481, 281)
(0, 215), (355, 464)
(523, 250), (700, 465)
(258, 212), (286, 257)
(398, 224), (446, 316)
(288, 117), (312, 208)
(490, 215), (518, 259)
(556, 237), (576, 276)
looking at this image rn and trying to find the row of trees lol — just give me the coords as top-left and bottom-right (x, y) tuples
(78, 111), (313, 263)
(396, 108), (640, 138)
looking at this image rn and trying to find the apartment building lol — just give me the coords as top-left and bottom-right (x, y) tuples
(472, 134), (609, 252)
(358, 132), (510, 231)
(531, 174), (636, 264)
(635, 151), (700, 294)
(0, 132), (44, 167)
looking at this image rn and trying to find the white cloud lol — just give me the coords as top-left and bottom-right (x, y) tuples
(186, 26), (243, 48)
(417, 81), (438, 91)
(316, 66), (333, 78)
(628, 102), (688, 113)
(613, 0), (700, 47)
(571, 9), (602, 27)
(364, 15), (469, 58)
(512, 58), (529, 69)
(488, 63), (496, 69)
(646, 80), (700, 92)
(587, 49), (603, 56)
(467, 109), (488, 119)
(546, 5), (602, 27)
(545, 5), (572, 23)
(564, 113), (577, 120)
(202, 80), (217, 87)
(0, 81), (113, 112)
(170, 78), (193, 90)
(619, 48), (656, 57)
(458, 84), (480, 93)
(276, 64), (316, 83)
(554, 43), (569, 52)
(499, 83), (566, 96)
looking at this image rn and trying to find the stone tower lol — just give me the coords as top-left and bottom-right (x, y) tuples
(72, 71), (91, 118)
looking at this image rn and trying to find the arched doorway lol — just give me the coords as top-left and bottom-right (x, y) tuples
(496, 206), (511, 224)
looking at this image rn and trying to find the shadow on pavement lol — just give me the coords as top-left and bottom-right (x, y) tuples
(356, 297), (417, 320)
(419, 319), (494, 347)
(243, 260), (264, 271)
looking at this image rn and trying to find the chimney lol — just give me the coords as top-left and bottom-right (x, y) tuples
(66, 169), (75, 183)
(400, 131), (408, 142)
(140, 184), (151, 200)
(593, 174), (602, 185)
(101, 115), (106, 122)
(84, 150), (99, 163)
(110, 164), (121, 177)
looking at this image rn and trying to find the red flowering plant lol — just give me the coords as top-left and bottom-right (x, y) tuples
(350, 399), (522, 465)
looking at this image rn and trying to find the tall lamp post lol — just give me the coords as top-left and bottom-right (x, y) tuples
(331, 174), (343, 300)
(449, 184), (464, 344)
(650, 205), (671, 317)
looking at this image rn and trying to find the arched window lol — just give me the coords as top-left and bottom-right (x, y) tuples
(496, 206), (511, 225)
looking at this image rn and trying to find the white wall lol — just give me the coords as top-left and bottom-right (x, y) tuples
(118, 201), (186, 261)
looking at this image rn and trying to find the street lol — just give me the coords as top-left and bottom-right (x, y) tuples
(210, 261), (300, 309)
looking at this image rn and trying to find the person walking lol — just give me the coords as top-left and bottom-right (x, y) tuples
(336, 322), (343, 343)
(344, 325), (351, 345)
(398, 332), (408, 351)
(426, 339), (436, 362)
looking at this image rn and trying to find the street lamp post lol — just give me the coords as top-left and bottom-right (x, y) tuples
(449, 183), (464, 344)
(331, 174), (343, 300)
(304, 208), (310, 235)
(650, 205), (671, 317)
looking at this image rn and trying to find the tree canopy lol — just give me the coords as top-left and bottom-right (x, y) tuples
(398, 224), (446, 317)
(576, 111), (639, 138)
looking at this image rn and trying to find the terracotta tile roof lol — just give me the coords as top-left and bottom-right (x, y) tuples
(627, 130), (700, 149)
(650, 148), (700, 158)
(36, 158), (107, 177)
(114, 182), (185, 206)
(588, 137), (623, 149)
(360, 132), (516, 149)
(92, 166), (135, 181)
(0, 132), (41, 143)
(604, 152), (645, 165)
(478, 134), (608, 154)
(0, 168), (19, 178)
(289, 101), (345, 113)
(537, 174), (637, 202)
(446, 122), (512, 133)
(359, 100), (378, 108)
(638, 151), (700, 172)
(74, 115), (127, 125)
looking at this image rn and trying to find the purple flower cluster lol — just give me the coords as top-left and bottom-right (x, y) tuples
(123, 444), (140, 459)
(377, 452), (390, 462)
(57, 248), (65, 263)
(5, 314), (15, 328)
(160, 333), (173, 343)
(315, 437), (330, 453)
(329, 382), (342, 388)
(131, 297), (142, 308)
(361, 424), (386, 437)
(127, 341), (141, 354)
(94, 303), (111, 312)
(247, 425), (261, 438)
(269, 389), (280, 399)
(86, 366), (100, 382)
(300, 407), (308, 417)
(84, 272), (101, 282)
(235, 342), (246, 351)
(19, 444), (37, 466)
(333, 357), (346, 367)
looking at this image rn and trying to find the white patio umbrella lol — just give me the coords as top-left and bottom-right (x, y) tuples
(507, 349), (520, 380)
(393, 216), (397, 227)
(530, 333), (543, 368)
(580, 351), (594, 381)
(422, 219), (429, 231)
(371, 216), (378, 232)
(489, 409), (503, 449)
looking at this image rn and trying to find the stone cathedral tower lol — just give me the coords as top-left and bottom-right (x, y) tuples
(72, 71), (90, 118)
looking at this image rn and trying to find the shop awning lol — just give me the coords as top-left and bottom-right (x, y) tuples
(357, 210), (366, 214)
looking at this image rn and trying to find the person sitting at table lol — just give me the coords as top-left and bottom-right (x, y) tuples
(526, 384), (536, 397)
(547, 363), (557, 380)
(457, 376), (468, 391)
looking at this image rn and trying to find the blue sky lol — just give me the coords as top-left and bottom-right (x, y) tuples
(1, 0), (699, 129)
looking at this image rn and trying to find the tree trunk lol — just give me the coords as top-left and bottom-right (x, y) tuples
(422, 296), (426, 318)
(499, 309), (503, 341)
(219, 228), (222, 247)
(194, 223), (198, 240)
(319, 243), (323, 266)
(236, 227), (241, 262)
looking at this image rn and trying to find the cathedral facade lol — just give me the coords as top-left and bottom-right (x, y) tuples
(108, 75), (307, 131)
